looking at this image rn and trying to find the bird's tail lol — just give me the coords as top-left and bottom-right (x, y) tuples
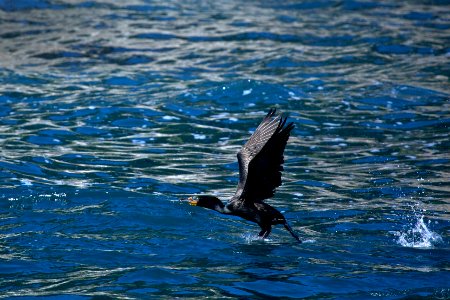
(284, 221), (302, 243)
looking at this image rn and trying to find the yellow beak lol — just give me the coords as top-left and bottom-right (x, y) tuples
(188, 197), (198, 206)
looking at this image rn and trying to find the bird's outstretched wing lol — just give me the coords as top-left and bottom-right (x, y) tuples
(232, 109), (294, 203)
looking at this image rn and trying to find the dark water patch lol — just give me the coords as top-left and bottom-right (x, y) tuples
(381, 112), (416, 120)
(272, 1), (336, 11)
(234, 280), (306, 298)
(33, 51), (84, 60)
(0, 105), (12, 117)
(111, 117), (152, 128)
(351, 186), (425, 199)
(419, 21), (450, 30)
(394, 84), (449, 102)
(0, 29), (56, 39)
(26, 135), (63, 145)
(0, 0), (67, 11)
(125, 4), (176, 12)
(374, 44), (419, 55)
(403, 11), (436, 21)
(415, 158), (449, 166)
(0, 73), (52, 86)
(0, 160), (45, 176)
(177, 80), (305, 109)
(74, 126), (108, 136)
(330, 221), (397, 233)
(132, 32), (179, 40)
(115, 55), (154, 65)
(362, 118), (450, 131)
(340, 0), (391, 11)
(371, 178), (395, 185)
(185, 32), (363, 47)
(356, 96), (422, 109)
(352, 156), (397, 164)
(105, 76), (142, 86)
(117, 267), (198, 285)
(295, 180), (334, 188)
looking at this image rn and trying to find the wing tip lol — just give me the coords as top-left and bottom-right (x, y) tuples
(286, 121), (295, 131)
(278, 114), (295, 131)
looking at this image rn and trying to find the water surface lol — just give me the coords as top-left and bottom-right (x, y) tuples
(0, 0), (449, 299)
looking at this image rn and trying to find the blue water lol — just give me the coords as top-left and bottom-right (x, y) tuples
(1, 0), (449, 299)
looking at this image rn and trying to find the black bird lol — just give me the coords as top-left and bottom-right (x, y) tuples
(188, 109), (301, 242)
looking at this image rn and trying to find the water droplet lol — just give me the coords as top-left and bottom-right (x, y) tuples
(394, 215), (442, 248)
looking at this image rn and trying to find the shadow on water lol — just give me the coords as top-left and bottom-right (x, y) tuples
(0, 0), (449, 298)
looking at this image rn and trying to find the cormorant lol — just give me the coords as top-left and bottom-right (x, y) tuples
(188, 109), (301, 242)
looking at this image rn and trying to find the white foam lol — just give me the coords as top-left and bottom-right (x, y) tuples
(241, 232), (273, 244)
(301, 239), (316, 243)
(192, 133), (206, 140)
(242, 88), (252, 96)
(162, 115), (180, 121)
(394, 215), (442, 248)
(323, 122), (341, 127)
(131, 139), (146, 145)
(20, 179), (33, 186)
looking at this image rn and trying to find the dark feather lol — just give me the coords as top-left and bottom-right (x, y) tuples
(231, 109), (294, 204)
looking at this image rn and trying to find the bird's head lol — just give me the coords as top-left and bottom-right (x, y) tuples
(188, 195), (224, 210)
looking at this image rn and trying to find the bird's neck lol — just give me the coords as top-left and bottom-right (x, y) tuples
(209, 199), (228, 214)
(200, 197), (230, 214)
(213, 202), (227, 214)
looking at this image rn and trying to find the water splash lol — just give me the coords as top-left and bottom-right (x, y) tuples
(241, 232), (266, 244)
(394, 215), (442, 248)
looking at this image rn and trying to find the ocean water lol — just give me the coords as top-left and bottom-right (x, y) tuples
(1, 0), (449, 299)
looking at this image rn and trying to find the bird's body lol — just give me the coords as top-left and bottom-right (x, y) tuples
(188, 109), (301, 242)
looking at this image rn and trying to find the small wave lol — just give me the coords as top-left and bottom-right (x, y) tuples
(301, 239), (316, 244)
(241, 232), (262, 244)
(241, 232), (312, 244)
(241, 232), (281, 244)
(394, 215), (442, 248)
